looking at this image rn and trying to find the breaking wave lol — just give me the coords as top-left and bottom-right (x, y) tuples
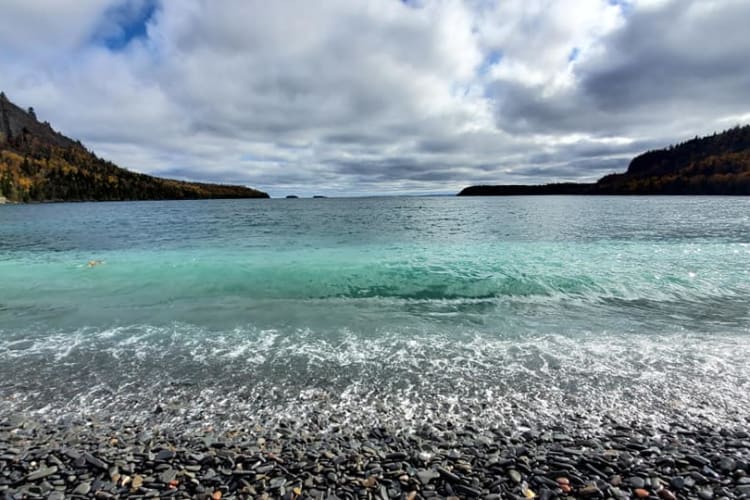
(1, 323), (749, 432)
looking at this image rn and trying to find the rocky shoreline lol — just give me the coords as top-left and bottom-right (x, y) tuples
(2, 411), (749, 499)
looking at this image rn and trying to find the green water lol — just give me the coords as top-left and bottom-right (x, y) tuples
(1, 196), (749, 429)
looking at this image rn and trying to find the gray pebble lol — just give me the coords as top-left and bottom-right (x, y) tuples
(73, 482), (91, 495)
(416, 469), (440, 485)
(26, 466), (58, 481)
(159, 468), (177, 483)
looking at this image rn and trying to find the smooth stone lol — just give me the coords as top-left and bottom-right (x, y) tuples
(27, 466), (58, 481)
(691, 471), (709, 483)
(698, 488), (713, 500)
(534, 476), (559, 488)
(73, 482), (91, 495)
(159, 469), (177, 483)
(688, 455), (711, 467)
(628, 477), (646, 489)
(509, 469), (522, 484)
(156, 449), (176, 461)
(670, 477), (685, 490)
(538, 489), (554, 500)
(634, 488), (649, 498)
(658, 489), (677, 500)
(718, 458), (736, 473)
(84, 452), (109, 470)
(578, 484), (600, 497)
(270, 477), (286, 489)
(608, 487), (627, 499)
(437, 467), (461, 483)
(453, 484), (481, 498)
(702, 466), (720, 479)
(417, 470), (440, 485)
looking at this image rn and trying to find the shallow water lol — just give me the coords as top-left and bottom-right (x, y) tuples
(1, 196), (749, 430)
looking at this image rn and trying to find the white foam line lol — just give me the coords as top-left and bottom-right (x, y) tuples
(1, 324), (749, 432)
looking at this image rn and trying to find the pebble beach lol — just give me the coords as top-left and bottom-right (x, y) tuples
(2, 410), (750, 499)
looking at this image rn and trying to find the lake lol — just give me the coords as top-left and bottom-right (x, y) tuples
(1, 196), (749, 431)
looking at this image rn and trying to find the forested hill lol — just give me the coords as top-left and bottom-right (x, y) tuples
(459, 125), (750, 196)
(595, 125), (750, 194)
(0, 92), (269, 202)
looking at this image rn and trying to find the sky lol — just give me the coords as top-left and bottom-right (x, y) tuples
(1, 0), (749, 197)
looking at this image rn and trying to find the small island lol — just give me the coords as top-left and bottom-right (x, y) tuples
(459, 125), (750, 196)
(0, 93), (269, 202)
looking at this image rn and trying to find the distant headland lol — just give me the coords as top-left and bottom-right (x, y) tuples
(0, 92), (268, 202)
(459, 125), (750, 196)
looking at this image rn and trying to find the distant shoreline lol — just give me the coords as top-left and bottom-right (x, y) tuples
(457, 189), (750, 196)
(0, 196), (272, 205)
(459, 125), (750, 196)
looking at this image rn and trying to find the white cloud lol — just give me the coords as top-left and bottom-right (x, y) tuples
(0, 1), (119, 59)
(0, 0), (748, 196)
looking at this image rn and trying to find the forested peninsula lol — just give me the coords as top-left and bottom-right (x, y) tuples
(0, 93), (268, 203)
(459, 125), (750, 196)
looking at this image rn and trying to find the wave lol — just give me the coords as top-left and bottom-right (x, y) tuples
(1, 323), (749, 432)
(2, 241), (749, 303)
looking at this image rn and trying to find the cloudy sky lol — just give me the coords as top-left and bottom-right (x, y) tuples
(1, 0), (749, 196)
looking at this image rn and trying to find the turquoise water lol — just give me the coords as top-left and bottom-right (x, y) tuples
(1, 196), (749, 429)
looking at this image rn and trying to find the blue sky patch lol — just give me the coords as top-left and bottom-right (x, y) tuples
(608, 0), (634, 14)
(478, 49), (503, 76)
(93, 0), (158, 51)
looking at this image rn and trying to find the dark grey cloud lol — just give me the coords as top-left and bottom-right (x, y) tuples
(491, 0), (750, 143)
(581, 1), (750, 114)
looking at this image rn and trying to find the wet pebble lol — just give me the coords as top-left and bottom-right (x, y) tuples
(1, 415), (749, 499)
